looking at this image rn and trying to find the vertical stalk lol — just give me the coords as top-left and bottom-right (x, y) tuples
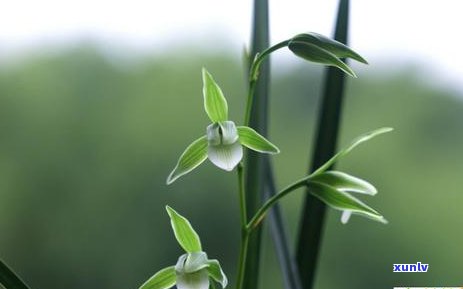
(242, 0), (270, 289)
(296, 1), (350, 289)
(236, 163), (249, 289)
(265, 158), (302, 289)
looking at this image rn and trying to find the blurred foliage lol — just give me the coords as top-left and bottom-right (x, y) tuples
(0, 45), (462, 289)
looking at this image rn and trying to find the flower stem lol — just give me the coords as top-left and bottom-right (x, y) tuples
(236, 163), (249, 289)
(244, 40), (290, 126)
(247, 174), (314, 231)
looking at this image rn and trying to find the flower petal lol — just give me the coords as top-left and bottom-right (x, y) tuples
(139, 266), (176, 289)
(167, 136), (208, 185)
(202, 68), (228, 123)
(288, 41), (356, 77)
(206, 259), (228, 288)
(176, 269), (210, 289)
(166, 206), (203, 253)
(182, 252), (209, 274)
(307, 181), (387, 224)
(237, 126), (280, 154)
(313, 128), (393, 175)
(290, 32), (368, 64)
(310, 171), (377, 195)
(341, 210), (352, 224)
(207, 141), (243, 171)
(206, 121), (238, 146)
(219, 121), (239, 145)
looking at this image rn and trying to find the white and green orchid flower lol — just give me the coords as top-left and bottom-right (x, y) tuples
(139, 206), (227, 289)
(308, 171), (386, 224)
(167, 68), (279, 184)
(305, 128), (393, 224)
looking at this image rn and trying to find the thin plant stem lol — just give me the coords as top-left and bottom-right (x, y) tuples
(236, 163), (250, 289)
(235, 231), (249, 289)
(247, 174), (313, 231)
(237, 163), (247, 225)
(244, 40), (289, 126)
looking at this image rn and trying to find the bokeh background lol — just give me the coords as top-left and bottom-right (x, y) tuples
(1, 1), (462, 288)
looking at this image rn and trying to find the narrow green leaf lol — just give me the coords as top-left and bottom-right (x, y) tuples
(307, 181), (387, 223)
(202, 68), (228, 123)
(264, 162), (303, 289)
(297, 2), (352, 288)
(310, 171), (377, 195)
(167, 136), (208, 185)
(0, 259), (31, 289)
(237, 126), (279, 154)
(139, 266), (176, 289)
(288, 41), (356, 77)
(166, 206), (202, 253)
(291, 32), (367, 64)
(243, 0), (270, 288)
(313, 127), (393, 175)
(206, 260), (228, 288)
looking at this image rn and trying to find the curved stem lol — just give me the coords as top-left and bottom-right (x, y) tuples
(235, 163), (249, 289)
(244, 40), (290, 126)
(247, 174), (314, 231)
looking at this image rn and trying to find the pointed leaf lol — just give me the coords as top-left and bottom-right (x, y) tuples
(167, 136), (208, 185)
(166, 206), (202, 253)
(307, 181), (387, 223)
(207, 141), (243, 171)
(291, 32), (368, 64)
(139, 266), (176, 289)
(313, 127), (393, 175)
(202, 68), (228, 123)
(237, 126), (279, 154)
(206, 260), (228, 288)
(310, 171), (377, 195)
(288, 41), (356, 77)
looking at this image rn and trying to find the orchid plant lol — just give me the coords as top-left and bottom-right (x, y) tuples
(139, 32), (391, 289)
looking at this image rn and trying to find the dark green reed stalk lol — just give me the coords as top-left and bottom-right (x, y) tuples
(0, 259), (31, 289)
(296, 0), (350, 288)
(242, 0), (270, 288)
(265, 158), (303, 289)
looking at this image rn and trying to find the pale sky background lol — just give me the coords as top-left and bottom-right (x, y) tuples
(1, 0), (462, 91)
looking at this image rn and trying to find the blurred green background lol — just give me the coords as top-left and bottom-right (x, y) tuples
(0, 43), (462, 289)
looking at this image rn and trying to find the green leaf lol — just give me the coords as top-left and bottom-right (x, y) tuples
(310, 171), (377, 195)
(291, 32), (368, 64)
(167, 136), (208, 185)
(166, 206), (202, 253)
(313, 127), (393, 175)
(288, 41), (356, 77)
(139, 266), (176, 289)
(237, 126), (280, 154)
(206, 260), (228, 288)
(307, 181), (387, 224)
(202, 68), (228, 123)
